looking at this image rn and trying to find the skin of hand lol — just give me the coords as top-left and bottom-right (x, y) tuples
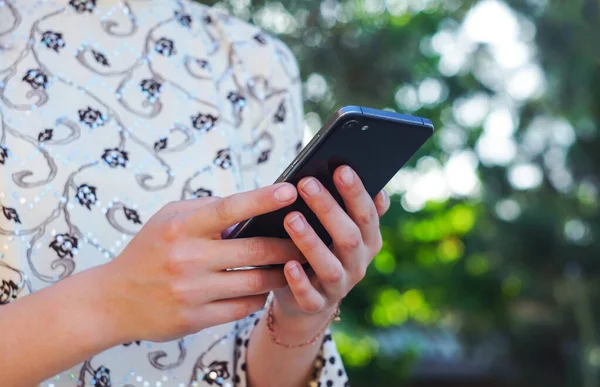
(102, 181), (306, 344)
(274, 165), (391, 320)
(0, 182), (311, 387)
(246, 165), (390, 387)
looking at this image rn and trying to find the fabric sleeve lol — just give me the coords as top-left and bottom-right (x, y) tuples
(231, 297), (350, 387)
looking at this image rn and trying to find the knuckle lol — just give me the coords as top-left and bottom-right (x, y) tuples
(294, 283), (310, 298)
(162, 216), (184, 241)
(318, 199), (335, 216)
(357, 207), (378, 227)
(303, 298), (324, 314)
(340, 228), (362, 250)
(346, 182), (363, 197)
(246, 238), (267, 260)
(354, 263), (368, 282)
(303, 235), (322, 255)
(251, 192), (266, 211)
(215, 199), (233, 223)
(247, 272), (265, 293)
(323, 267), (343, 284)
(164, 249), (186, 278)
(168, 282), (191, 307)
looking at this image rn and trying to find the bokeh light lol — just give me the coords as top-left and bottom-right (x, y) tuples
(205, 0), (599, 384)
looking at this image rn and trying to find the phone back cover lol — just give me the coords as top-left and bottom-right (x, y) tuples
(229, 109), (433, 246)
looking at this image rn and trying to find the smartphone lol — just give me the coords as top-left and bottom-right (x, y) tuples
(225, 105), (434, 246)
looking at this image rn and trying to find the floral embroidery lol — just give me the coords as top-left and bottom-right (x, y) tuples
(175, 10), (192, 28)
(274, 102), (286, 123)
(102, 149), (129, 168)
(49, 234), (78, 258)
(0, 146), (8, 165)
(91, 366), (111, 387)
(196, 59), (210, 69)
(0, 279), (18, 305)
(227, 91), (246, 109)
(253, 33), (267, 45)
(124, 207), (142, 224)
(1, 4), (346, 386)
(203, 361), (230, 386)
(191, 113), (218, 132)
(92, 50), (110, 66)
(257, 149), (270, 164)
(22, 69), (48, 89)
(2, 206), (21, 224)
(214, 149), (232, 169)
(193, 188), (212, 198)
(41, 31), (65, 52)
(38, 128), (53, 142)
(154, 138), (168, 152)
(75, 184), (97, 210)
(78, 106), (106, 128)
(69, 0), (96, 13)
(140, 79), (162, 100)
(155, 37), (176, 56)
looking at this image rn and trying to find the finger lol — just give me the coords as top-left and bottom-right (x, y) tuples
(297, 176), (364, 254)
(374, 190), (390, 217)
(186, 182), (297, 234)
(161, 197), (220, 216)
(209, 267), (287, 300)
(333, 166), (381, 247)
(284, 212), (346, 295)
(202, 294), (269, 327)
(209, 238), (305, 271)
(284, 260), (327, 313)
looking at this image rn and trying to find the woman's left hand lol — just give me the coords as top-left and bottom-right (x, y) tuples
(273, 165), (390, 320)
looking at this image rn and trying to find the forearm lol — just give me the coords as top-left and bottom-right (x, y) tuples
(246, 298), (334, 387)
(0, 264), (123, 387)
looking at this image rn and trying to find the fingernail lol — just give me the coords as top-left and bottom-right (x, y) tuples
(274, 185), (295, 202)
(340, 166), (355, 185)
(287, 214), (306, 233)
(287, 263), (301, 280)
(301, 178), (321, 197)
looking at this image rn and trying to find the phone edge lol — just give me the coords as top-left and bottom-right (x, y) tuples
(275, 105), (363, 184)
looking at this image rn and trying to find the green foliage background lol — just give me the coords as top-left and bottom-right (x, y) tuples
(201, 0), (600, 385)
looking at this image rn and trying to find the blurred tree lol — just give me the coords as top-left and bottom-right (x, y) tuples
(199, 0), (600, 386)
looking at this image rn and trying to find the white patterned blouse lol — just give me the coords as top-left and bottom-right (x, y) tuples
(0, 1), (348, 386)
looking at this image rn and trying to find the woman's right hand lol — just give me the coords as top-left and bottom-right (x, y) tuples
(100, 182), (302, 344)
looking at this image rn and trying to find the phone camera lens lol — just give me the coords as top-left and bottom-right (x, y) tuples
(343, 120), (359, 130)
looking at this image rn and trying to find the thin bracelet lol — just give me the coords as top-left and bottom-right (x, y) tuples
(266, 299), (341, 348)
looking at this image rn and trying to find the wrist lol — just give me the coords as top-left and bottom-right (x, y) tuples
(81, 262), (130, 347)
(270, 298), (336, 342)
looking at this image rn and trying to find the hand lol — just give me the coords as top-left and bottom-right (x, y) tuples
(101, 183), (304, 343)
(273, 166), (390, 321)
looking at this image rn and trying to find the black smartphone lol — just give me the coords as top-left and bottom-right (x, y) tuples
(225, 105), (434, 246)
